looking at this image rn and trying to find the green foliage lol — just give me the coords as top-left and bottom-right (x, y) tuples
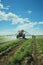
(37, 38), (43, 53)
(0, 39), (24, 53)
(6, 39), (32, 65)
(0, 36), (4, 42)
(0, 36), (43, 65)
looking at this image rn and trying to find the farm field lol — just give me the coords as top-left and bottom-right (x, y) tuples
(0, 36), (5, 42)
(0, 36), (16, 43)
(0, 35), (43, 65)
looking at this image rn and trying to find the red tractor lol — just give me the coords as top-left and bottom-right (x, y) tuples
(16, 30), (25, 39)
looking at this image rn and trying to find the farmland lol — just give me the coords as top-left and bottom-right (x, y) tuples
(0, 36), (5, 42)
(0, 35), (43, 65)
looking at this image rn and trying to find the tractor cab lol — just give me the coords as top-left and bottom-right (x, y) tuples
(17, 30), (25, 39)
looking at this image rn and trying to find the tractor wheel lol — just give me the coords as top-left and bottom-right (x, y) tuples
(17, 35), (19, 38)
(22, 34), (25, 39)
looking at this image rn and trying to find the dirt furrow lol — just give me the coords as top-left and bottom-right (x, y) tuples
(0, 39), (27, 65)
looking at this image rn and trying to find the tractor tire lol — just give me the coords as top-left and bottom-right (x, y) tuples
(22, 34), (25, 39)
(17, 35), (19, 38)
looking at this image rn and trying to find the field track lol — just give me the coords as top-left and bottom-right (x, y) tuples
(0, 39), (27, 65)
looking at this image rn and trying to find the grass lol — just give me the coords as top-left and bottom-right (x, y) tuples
(0, 39), (24, 53)
(0, 36), (5, 42)
(5, 39), (32, 65)
(37, 38), (43, 53)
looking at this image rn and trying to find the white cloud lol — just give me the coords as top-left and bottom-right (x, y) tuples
(28, 10), (32, 14)
(0, 11), (8, 21)
(0, 22), (37, 35)
(0, 11), (43, 35)
(14, 22), (38, 34)
(0, 3), (10, 10)
(0, 11), (30, 24)
(0, 23), (43, 35)
(39, 22), (43, 24)
(14, 22), (43, 35)
(25, 10), (32, 14)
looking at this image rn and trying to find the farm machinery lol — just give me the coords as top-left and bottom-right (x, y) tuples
(16, 30), (31, 39)
(16, 30), (25, 39)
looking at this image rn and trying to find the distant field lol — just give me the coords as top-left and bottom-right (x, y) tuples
(0, 35), (32, 43)
(36, 35), (43, 38)
(0, 36), (16, 43)
(0, 36), (5, 42)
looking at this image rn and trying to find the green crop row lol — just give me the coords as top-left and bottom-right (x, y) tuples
(5, 37), (43, 65)
(5, 39), (32, 65)
(0, 36), (43, 65)
(0, 36), (5, 42)
(37, 38), (43, 53)
(0, 39), (24, 53)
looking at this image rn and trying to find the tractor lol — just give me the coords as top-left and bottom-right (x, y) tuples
(16, 30), (25, 39)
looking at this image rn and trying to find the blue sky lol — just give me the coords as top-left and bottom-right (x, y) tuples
(0, 0), (43, 35)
